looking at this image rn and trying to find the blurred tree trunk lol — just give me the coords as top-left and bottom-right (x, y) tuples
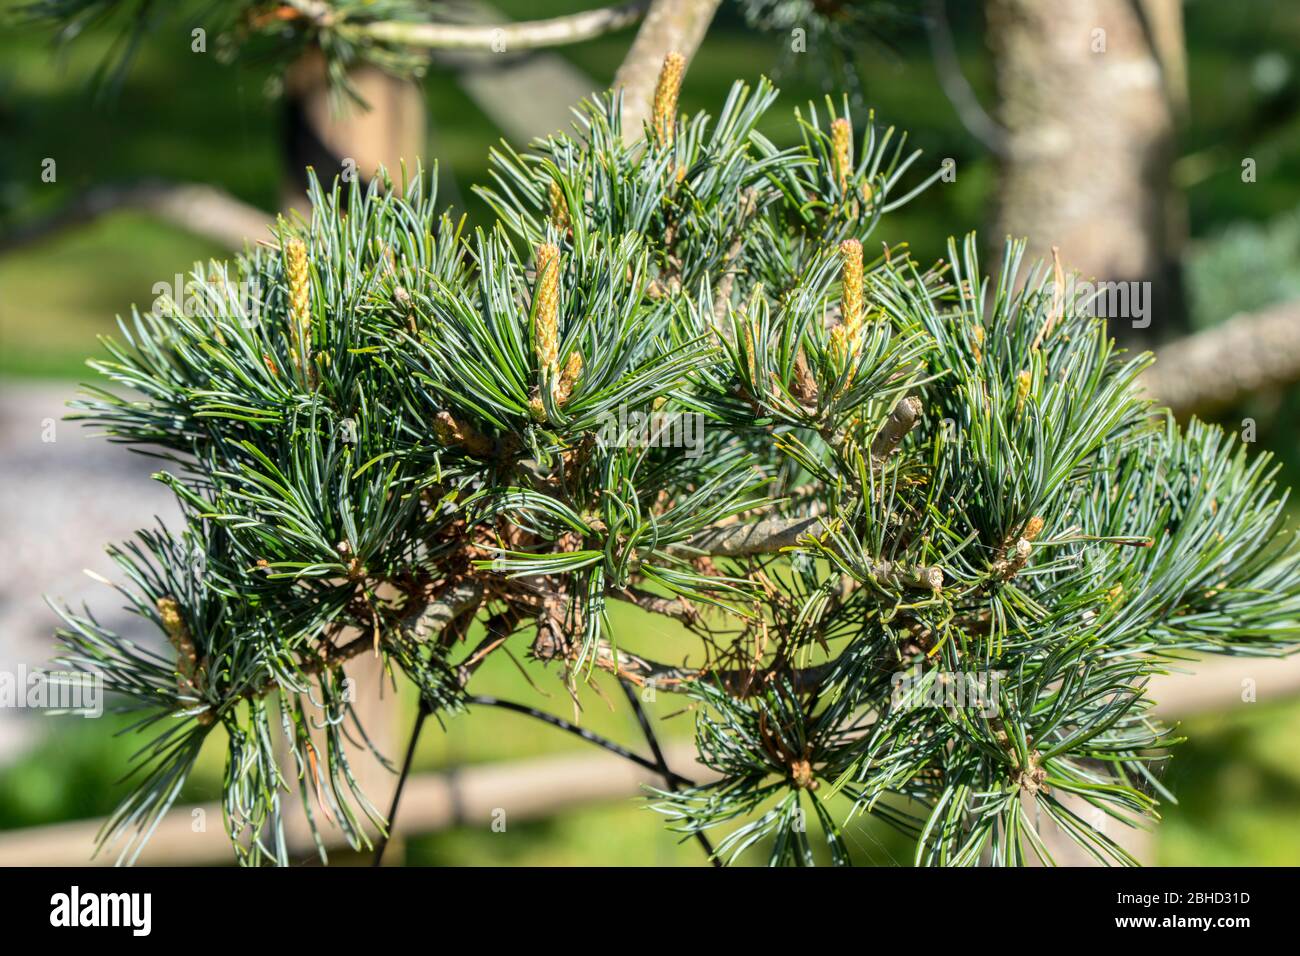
(614, 0), (722, 142)
(984, 1), (1187, 862)
(282, 50), (428, 212)
(986, 0), (1187, 344)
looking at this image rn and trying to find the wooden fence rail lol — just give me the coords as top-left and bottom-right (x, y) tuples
(2, 654), (1299, 866)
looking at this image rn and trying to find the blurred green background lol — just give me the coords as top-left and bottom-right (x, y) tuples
(3, 0), (1300, 865)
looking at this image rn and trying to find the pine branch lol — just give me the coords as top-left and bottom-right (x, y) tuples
(1141, 298), (1300, 415)
(609, 586), (698, 624)
(870, 395), (924, 461)
(28, 0), (650, 88)
(55, 63), (1300, 868)
(402, 581), (487, 643)
(594, 642), (841, 697)
(334, 0), (650, 52)
(234, 580), (486, 704)
(683, 515), (826, 557)
(680, 516), (942, 590)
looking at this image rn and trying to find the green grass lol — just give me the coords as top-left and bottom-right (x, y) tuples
(0, 212), (227, 378)
(1159, 698), (1300, 867)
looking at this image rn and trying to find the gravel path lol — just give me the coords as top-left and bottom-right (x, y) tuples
(0, 380), (180, 760)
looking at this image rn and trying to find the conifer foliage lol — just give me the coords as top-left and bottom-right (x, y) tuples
(55, 57), (1300, 866)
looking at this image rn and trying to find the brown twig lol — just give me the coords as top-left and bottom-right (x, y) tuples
(594, 641), (841, 697)
(869, 395), (924, 462)
(609, 586), (698, 624)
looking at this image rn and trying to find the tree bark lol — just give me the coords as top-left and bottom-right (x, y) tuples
(985, 0), (1185, 345)
(612, 0), (722, 143)
(1142, 299), (1300, 417)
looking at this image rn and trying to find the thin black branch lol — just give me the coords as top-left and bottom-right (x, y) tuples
(373, 597), (480, 865)
(467, 694), (695, 787)
(923, 0), (1007, 157)
(371, 705), (428, 866)
(618, 680), (719, 865)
